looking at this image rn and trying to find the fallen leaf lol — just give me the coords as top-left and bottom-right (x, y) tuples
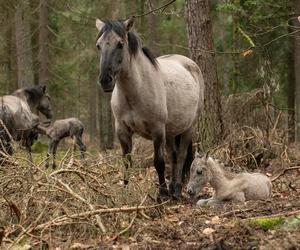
(211, 216), (221, 225)
(202, 228), (215, 235)
(243, 49), (253, 57)
(298, 16), (300, 23)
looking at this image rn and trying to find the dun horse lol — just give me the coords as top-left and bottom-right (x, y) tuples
(95, 18), (204, 198)
(0, 85), (53, 160)
(187, 153), (272, 206)
(37, 118), (86, 168)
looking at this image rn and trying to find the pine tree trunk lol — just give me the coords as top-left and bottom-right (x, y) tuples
(98, 89), (114, 150)
(294, 5), (300, 141)
(185, 0), (223, 149)
(15, 0), (34, 87)
(38, 0), (49, 86)
(89, 76), (98, 144)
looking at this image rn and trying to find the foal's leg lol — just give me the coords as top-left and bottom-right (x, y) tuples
(76, 132), (86, 159)
(52, 140), (59, 169)
(153, 131), (168, 197)
(173, 129), (193, 199)
(45, 140), (54, 168)
(116, 125), (133, 186)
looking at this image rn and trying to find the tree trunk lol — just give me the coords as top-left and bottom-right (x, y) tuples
(147, 0), (159, 55)
(294, 5), (300, 141)
(89, 75), (98, 144)
(98, 89), (114, 150)
(185, 0), (223, 149)
(38, 0), (49, 86)
(15, 0), (34, 87)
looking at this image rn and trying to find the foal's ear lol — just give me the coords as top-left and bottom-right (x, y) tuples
(96, 19), (105, 31)
(204, 151), (210, 162)
(124, 17), (135, 32)
(195, 150), (201, 158)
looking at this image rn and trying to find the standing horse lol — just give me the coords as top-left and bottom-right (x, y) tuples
(0, 85), (53, 161)
(95, 18), (204, 198)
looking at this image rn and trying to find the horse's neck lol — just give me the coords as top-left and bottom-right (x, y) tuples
(13, 91), (36, 111)
(117, 51), (161, 100)
(208, 161), (230, 192)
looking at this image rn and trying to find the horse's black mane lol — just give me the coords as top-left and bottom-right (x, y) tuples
(97, 20), (158, 68)
(23, 86), (45, 104)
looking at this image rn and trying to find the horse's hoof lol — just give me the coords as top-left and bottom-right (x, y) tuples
(123, 180), (129, 187)
(159, 187), (169, 197)
(168, 182), (175, 196)
(172, 183), (182, 200)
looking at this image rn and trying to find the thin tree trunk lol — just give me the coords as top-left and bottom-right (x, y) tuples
(147, 0), (159, 55)
(185, 0), (223, 149)
(15, 0), (34, 87)
(89, 75), (98, 144)
(38, 0), (49, 86)
(294, 5), (300, 141)
(98, 89), (114, 150)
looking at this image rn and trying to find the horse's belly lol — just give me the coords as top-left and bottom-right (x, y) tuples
(122, 113), (153, 139)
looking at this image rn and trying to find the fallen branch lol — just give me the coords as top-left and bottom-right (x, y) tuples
(271, 166), (300, 181)
(243, 209), (300, 221)
(35, 200), (169, 231)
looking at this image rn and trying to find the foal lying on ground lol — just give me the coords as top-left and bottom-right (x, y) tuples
(187, 153), (272, 206)
(37, 118), (86, 168)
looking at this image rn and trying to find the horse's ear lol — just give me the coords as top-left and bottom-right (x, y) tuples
(41, 85), (47, 93)
(96, 19), (104, 31)
(124, 17), (135, 32)
(195, 150), (200, 158)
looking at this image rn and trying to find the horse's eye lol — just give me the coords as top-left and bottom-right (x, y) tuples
(197, 170), (202, 175)
(117, 42), (124, 49)
(96, 44), (101, 51)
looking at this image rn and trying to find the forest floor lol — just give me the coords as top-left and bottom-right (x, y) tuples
(1, 139), (300, 250)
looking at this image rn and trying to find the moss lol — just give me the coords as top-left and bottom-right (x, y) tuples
(249, 217), (285, 230)
(31, 141), (48, 153)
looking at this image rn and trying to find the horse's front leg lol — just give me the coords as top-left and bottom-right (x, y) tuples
(117, 125), (133, 186)
(173, 129), (193, 199)
(153, 131), (168, 197)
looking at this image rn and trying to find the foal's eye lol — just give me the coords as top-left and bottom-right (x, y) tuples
(197, 170), (203, 175)
(117, 42), (124, 49)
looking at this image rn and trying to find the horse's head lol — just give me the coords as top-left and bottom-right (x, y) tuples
(24, 85), (53, 120)
(95, 18), (136, 92)
(187, 152), (213, 198)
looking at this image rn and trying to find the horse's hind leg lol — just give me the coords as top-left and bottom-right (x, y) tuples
(153, 132), (168, 197)
(173, 129), (193, 199)
(117, 125), (133, 186)
(166, 137), (177, 196)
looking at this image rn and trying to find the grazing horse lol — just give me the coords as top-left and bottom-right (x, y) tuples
(37, 118), (86, 169)
(0, 85), (53, 160)
(187, 153), (272, 206)
(95, 18), (204, 198)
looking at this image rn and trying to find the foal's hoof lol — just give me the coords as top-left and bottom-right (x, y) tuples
(159, 186), (169, 197)
(52, 164), (57, 169)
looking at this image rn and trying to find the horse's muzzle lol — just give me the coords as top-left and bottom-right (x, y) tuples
(99, 75), (114, 92)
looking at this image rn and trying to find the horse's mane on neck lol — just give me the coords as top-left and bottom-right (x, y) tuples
(208, 157), (235, 180)
(13, 86), (43, 109)
(97, 20), (158, 68)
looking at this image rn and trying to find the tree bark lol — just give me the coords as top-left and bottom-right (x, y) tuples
(294, 4), (300, 141)
(89, 75), (98, 144)
(98, 89), (114, 150)
(38, 0), (49, 86)
(15, 0), (34, 87)
(147, 0), (159, 55)
(185, 0), (223, 148)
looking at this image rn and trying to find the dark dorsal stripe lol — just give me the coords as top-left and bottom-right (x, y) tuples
(96, 20), (158, 68)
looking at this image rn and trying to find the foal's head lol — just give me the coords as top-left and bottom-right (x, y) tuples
(95, 17), (157, 92)
(186, 152), (213, 198)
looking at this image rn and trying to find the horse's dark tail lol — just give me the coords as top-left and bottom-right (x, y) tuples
(175, 135), (194, 183)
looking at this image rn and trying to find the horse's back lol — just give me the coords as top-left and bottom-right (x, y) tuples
(157, 54), (204, 135)
(241, 173), (272, 200)
(0, 95), (37, 131)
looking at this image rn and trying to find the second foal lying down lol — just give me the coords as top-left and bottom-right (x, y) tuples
(38, 118), (86, 168)
(187, 153), (272, 206)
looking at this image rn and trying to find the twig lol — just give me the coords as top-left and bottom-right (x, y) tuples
(271, 166), (300, 182)
(133, 0), (176, 18)
(244, 209), (300, 221)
